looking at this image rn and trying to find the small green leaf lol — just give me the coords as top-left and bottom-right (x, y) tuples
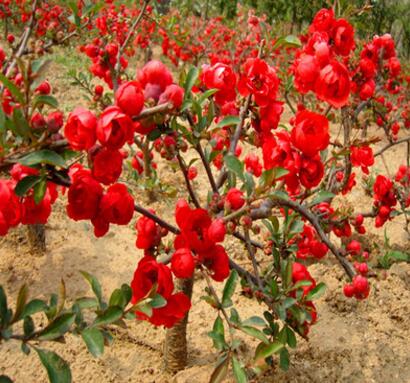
(286, 327), (297, 348)
(12, 108), (30, 137)
(19, 150), (66, 168)
(311, 191), (335, 205)
(80, 271), (103, 307)
(273, 35), (302, 50)
(232, 356), (248, 383)
(240, 326), (269, 344)
(33, 95), (59, 109)
(24, 316), (35, 336)
(222, 270), (238, 308)
(209, 316), (226, 350)
(93, 306), (122, 327)
(33, 178), (47, 204)
(0, 375), (14, 383)
(38, 313), (76, 341)
(242, 316), (266, 327)
(279, 348), (290, 371)
(82, 328), (104, 358)
(14, 176), (42, 197)
(22, 299), (48, 317)
(225, 154), (244, 181)
(12, 284), (28, 322)
(184, 67), (199, 96)
(305, 282), (326, 301)
(74, 297), (98, 310)
(150, 294), (167, 309)
(35, 348), (72, 383)
(217, 115), (240, 128)
(255, 341), (283, 361)
(209, 355), (229, 383)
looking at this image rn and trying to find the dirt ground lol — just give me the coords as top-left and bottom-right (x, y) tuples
(0, 57), (410, 382)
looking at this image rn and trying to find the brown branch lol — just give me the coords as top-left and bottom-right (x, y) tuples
(176, 152), (201, 208)
(374, 136), (410, 157)
(250, 197), (356, 279)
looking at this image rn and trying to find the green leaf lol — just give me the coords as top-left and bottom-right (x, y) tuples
(184, 67), (199, 96)
(80, 271), (103, 307)
(240, 325), (269, 344)
(38, 313), (76, 341)
(33, 95), (59, 109)
(24, 316), (35, 336)
(0, 375), (14, 383)
(272, 35), (302, 50)
(12, 284), (28, 322)
(222, 270), (238, 308)
(0, 286), (8, 320)
(311, 191), (335, 205)
(209, 316), (226, 350)
(273, 167), (289, 180)
(232, 356), (248, 383)
(35, 348), (72, 383)
(81, 328), (104, 358)
(33, 178), (47, 205)
(209, 355), (229, 383)
(305, 282), (326, 301)
(150, 294), (167, 309)
(14, 176), (43, 197)
(224, 154), (244, 181)
(286, 327), (297, 348)
(279, 348), (290, 371)
(19, 150), (66, 168)
(216, 115), (240, 128)
(0, 72), (24, 104)
(109, 289), (126, 309)
(242, 316), (266, 327)
(254, 341), (283, 361)
(197, 88), (219, 105)
(12, 108), (30, 137)
(22, 299), (48, 317)
(74, 297), (98, 310)
(93, 306), (122, 327)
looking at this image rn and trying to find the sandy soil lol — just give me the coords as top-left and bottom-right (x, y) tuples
(0, 57), (410, 383)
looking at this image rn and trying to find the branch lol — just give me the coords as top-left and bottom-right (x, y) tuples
(176, 152), (201, 208)
(250, 197), (356, 279)
(374, 136), (410, 157)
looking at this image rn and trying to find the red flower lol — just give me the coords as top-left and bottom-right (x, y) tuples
(21, 189), (54, 225)
(202, 244), (230, 282)
(291, 110), (329, 157)
(315, 60), (350, 108)
(135, 214), (162, 250)
(299, 155), (324, 189)
(46, 111), (64, 133)
(115, 81), (145, 117)
(0, 180), (21, 235)
(331, 19), (355, 56)
(92, 183), (134, 237)
(131, 256), (191, 328)
(171, 248), (195, 279)
(294, 54), (320, 94)
(359, 80), (375, 100)
(207, 218), (226, 243)
(158, 84), (184, 109)
(67, 166), (103, 221)
(238, 58), (279, 107)
(226, 188), (245, 210)
(309, 8), (335, 33)
(350, 145), (374, 174)
(96, 106), (134, 149)
(244, 153), (262, 177)
(64, 107), (97, 151)
(91, 147), (123, 185)
(137, 60), (173, 101)
(10, 164), (39, 181)
(201, 63), (237, 105)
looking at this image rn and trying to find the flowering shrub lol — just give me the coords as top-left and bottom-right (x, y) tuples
(1, 1), (410, 383)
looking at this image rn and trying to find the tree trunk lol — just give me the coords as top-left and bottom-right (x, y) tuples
(27, 224), (46, 254)
(163, 277), (194, 373)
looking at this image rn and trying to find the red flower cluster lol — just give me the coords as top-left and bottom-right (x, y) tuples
(67, 165), (134, 237)
(171, 200), (230, 281)
(293, 8), (352, 108)
(373, 175), (397, 227)
(131, 256), (191, 328)
(291, 263), (317, 335)
(296, 224), (328, 259)
(343, 275), (370, 300)
(350, 145), (374, 174)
